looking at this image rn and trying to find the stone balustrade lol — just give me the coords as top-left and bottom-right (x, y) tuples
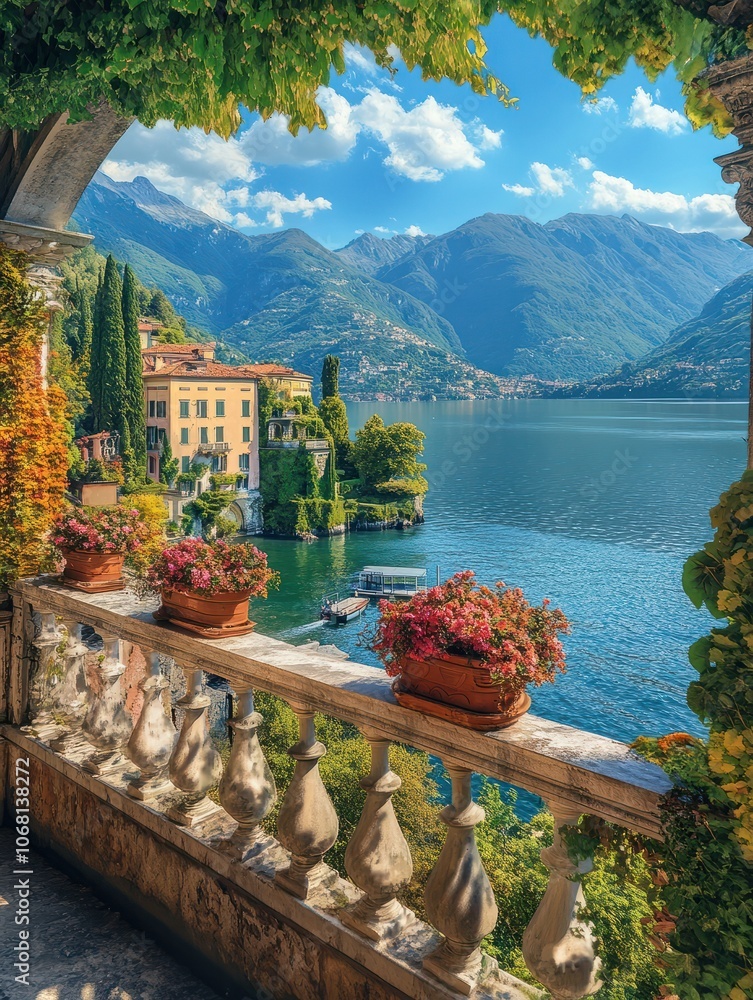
(2, 577), (672, 1000)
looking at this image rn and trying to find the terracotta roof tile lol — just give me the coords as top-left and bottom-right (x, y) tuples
(143, 360), (257, 379)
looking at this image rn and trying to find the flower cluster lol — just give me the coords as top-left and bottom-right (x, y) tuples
(146, 537), (279, 597)
(371, 571), (569, 689)
(51, 505), (148, 555)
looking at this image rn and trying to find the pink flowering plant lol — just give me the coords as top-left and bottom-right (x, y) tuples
(146, 537), (279, 597)
(371, 571), (569, 690)
(51, 505), (148, 555)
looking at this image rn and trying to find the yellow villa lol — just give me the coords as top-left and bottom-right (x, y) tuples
(141, 347), (313, 529)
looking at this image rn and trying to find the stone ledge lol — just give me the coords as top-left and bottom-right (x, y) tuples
(2, 726), (538, 1000)
(12, 578), (671, 838)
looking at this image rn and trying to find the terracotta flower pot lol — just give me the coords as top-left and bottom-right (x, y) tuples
(391, 652), (531, 731)
(155, 588), (256, 638)
(62, 549), (126, 593)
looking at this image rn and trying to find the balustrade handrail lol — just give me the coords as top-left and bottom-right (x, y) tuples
(9, 577), (671, 839)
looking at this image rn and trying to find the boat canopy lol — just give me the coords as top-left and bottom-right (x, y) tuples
(360, 566), (427, 578)
(355, 566), (428, 598)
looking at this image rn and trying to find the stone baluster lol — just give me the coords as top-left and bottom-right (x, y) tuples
(423, 765), (498, 996)
(125, 650), (176, 801)
(166, 663), (222, 828)
(82, 635), (133, 776)
(26, 611), (63, 733)
(219, 684), (277, 859)
(275, 701), (338, 899)
(340, 729), (415, 941)
(50, 620), (90, 755)
(522, 801), (602, 1000)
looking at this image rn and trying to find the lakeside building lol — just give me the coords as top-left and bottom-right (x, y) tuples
(142, 346), (313, 530)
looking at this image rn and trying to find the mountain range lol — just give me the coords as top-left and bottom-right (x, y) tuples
(71, 173), (753, 397)
(555, 271), (753, 399)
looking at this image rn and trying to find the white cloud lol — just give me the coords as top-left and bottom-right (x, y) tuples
(404, 224), (426, 237)
(503, 183), (535, 197)
(352, 91), (485, 181)
(344, 44), (380, 77)
(374, 225), (395, 234)
(103, 119), (260, 225)
(251, 190), (332, 228)
(588, 171), (745, 239)
(530, 162), (574, 197)
(243, 88), (359, 166)
(577, 156), (593, 170)
(628, 87), (687, 135)
(582, 96), (618, 116)
(467, 120), (503, 150)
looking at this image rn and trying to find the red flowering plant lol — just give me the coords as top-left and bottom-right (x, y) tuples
(146, 537), (279, 597)
(371, 571), (569, 690)
(51, 505), (148, 555)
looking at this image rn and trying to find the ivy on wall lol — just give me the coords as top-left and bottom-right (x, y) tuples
(0, 248), (70, 589)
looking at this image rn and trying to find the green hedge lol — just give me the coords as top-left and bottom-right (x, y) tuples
(293, 498), (346, 534)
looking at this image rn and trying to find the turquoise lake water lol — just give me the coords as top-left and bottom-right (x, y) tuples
(251, 399), (748, 746)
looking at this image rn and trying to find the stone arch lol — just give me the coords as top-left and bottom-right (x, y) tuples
(0, 102), (132, 232)
(225, 501), (246, 532)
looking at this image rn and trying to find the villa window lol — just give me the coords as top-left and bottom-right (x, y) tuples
(179, 400), (189, 418)
(239, 454), (250, 471)
(181, 456), (190, 473)
(148, 456), (156, 475)
(180, 428), (189, 445)
(147, 426), (158, 449)
(200, 427), (208, 444)
(156, 401), (166, 418)
(242, 399), (251, 418)
(212, 455), (227, 472)
(215, 426), (224, 443)
(215, 399), (225, 417)
(242, 426), (250, 442)
(149, 400), (155, 417)
(196, 400), (207, 418)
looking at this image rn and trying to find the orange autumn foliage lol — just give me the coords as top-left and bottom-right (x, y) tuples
(0, 247), (70, 589)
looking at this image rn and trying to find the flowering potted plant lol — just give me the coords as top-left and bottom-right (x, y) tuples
(371, 572), (569, 730)
(147, 537), (279, 637)
(51, 505), (147, 593)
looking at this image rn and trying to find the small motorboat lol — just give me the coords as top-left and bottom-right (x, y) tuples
(320, 594), (369, 625)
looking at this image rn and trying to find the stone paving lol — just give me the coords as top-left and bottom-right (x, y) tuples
(0, 827), (224, 1000)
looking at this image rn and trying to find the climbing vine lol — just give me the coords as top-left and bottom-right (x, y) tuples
(0, 2), (747, 136)
(0, 247), (70, 589)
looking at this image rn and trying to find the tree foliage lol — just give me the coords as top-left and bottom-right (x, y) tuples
(352, 414), (428, 494)
(122, 264), (146, 476)
(506, 0), (747, 134)
(0, 2), (748, 138)
(321, 354), (341, 399)
(0, 2), (509, 135)
(0, 248), (70, 589)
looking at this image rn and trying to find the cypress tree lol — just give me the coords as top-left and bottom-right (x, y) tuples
(321, 355), (340, 399)
(122, 264), (146, 474)
(77, 287), (93, 374)
(86, 271), (105, 432)
(98, 255), (128, 444)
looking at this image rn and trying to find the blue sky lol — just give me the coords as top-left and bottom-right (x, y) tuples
(102, 12), (745, 247)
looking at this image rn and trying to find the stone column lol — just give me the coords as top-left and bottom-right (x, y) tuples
(218, 684), (277, 860)
(707, 53), (753, 468)
(125, 650), (176, 801)
(50, 620), (90, 755)
(522, 801), (602, 1000)
(167, 663), (222, 828)
(82, 635), (133, 775)
(275, 701), (339, 899)
(0, 222), (92, 384)
(423, 765), (498, 996)
(340, 729), (415, 941)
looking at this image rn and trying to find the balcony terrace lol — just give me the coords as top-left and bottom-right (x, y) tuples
(0, 578), (671, 1000)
